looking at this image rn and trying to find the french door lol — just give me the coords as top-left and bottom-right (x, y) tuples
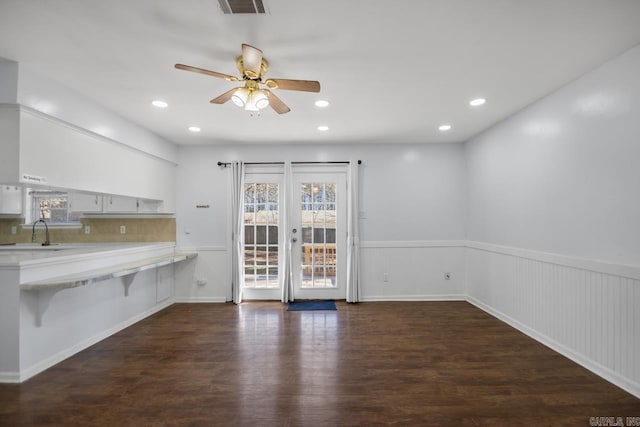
(291, 171), (347, 300)
(241, 173), (284, 301)
(240, 167), (346, 301)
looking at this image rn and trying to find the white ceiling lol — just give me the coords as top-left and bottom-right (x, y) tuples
(1, 0), (640, 146)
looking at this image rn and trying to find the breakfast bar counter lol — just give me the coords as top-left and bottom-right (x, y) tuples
(0, 242), (196, 383)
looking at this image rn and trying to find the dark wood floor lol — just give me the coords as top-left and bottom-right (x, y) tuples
(1, 301), (638, 426)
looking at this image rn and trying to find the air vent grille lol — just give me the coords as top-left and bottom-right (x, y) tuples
(218, 0), (266, 14)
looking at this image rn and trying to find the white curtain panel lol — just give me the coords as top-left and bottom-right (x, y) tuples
(231, 161), (245, 304)
(280, 161), (294, 302)
(346, 161), (361, 303)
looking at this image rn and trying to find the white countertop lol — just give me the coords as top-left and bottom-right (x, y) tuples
(21, 252), (197, 291)
(0, 242), (176, 267)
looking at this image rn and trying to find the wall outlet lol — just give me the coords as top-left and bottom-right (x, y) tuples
(196, 279), (207, 286)
(444, 272), (451, 280)
(383, 273), (389, 282)
(84, 225), (91, 234)
(11, 226), (17, 235)
(120, 225), (126, 234)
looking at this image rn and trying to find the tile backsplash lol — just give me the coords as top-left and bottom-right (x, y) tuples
(0, 218), (176, 244)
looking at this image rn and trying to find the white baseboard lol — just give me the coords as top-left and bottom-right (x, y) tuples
(14, 300), (173, 383)
(360, 294), (466, 302)
(173, 296), (227, 303)
(466, 295), (640, 399)
(0, 371), (20, 383)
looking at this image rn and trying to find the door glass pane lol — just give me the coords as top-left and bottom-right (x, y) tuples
(244, 182), (279, 289)
(300, 182), (337, 289)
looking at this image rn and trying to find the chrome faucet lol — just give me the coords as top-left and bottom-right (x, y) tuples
(32, 219), (51, 246)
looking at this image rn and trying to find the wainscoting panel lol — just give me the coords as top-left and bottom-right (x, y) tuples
(174, 247), (229, 303)
(359, 241), (467, 301)
(466, 242), (640, 398)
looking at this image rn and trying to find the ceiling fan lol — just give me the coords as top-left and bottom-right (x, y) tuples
(175, 44), (320, 115)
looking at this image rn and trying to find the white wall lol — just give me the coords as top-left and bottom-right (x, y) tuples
(174, 143), (467, 301)
(0, 268), (20, 377)
(466, 45), (640, 266)
(0, 106), (20, 183)
(465, 45), (640, 397)
(0, 59), (18, 102)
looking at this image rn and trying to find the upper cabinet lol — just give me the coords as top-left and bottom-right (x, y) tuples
(69, 193), (162, 214)
(104, 195), (139, 213)
(0, 185), (23, 215)
(69, 193), (103, 213)
(0, 106), (175, 213)
(103, 195), (161, 213)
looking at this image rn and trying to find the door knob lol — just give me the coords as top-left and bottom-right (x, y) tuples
(292, 237), (298, 242)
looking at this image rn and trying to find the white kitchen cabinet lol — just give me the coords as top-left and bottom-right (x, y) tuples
(137, 199), (161, 213)
(0, 106), (175, 212)
(0, 185), (23, 214)
(69, 193), (103, 213)
(70, 193), (164, 214)
(104, 195), (139, 213)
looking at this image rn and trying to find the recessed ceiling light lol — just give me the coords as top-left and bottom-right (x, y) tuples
(152, 100), (168, 108)
(469, 98), (486, 107)
(188, 126), (201, 132)
(439, 124), (452, 131)
(315, 100), (330, 108)
(317, 125), (329, 131)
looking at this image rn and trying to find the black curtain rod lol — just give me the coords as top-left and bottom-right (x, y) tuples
(217, 160), (361, 167)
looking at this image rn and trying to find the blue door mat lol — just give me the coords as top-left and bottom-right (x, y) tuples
(287, 301), (337, 311)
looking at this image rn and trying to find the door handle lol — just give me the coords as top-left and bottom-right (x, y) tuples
(292, 237), (298, 243)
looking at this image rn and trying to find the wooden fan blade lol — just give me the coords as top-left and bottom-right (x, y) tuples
(241, 44), (263, 79)
(264, 78), (320, 92)
(210, 88), (238, 104)
(175, 64), (238, 82)
(265, 90), (291, 114)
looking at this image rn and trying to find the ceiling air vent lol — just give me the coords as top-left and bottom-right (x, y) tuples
(218, 0), (267, 14)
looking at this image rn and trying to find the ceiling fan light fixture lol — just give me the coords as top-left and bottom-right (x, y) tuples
(253, 89), (270, 109)
(315, 100), (329, 108)
(175, 44), (320, 115)
(243, 91), (259, 112)
(232, 87), (249, 107)
(242, 89), (269, 112)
